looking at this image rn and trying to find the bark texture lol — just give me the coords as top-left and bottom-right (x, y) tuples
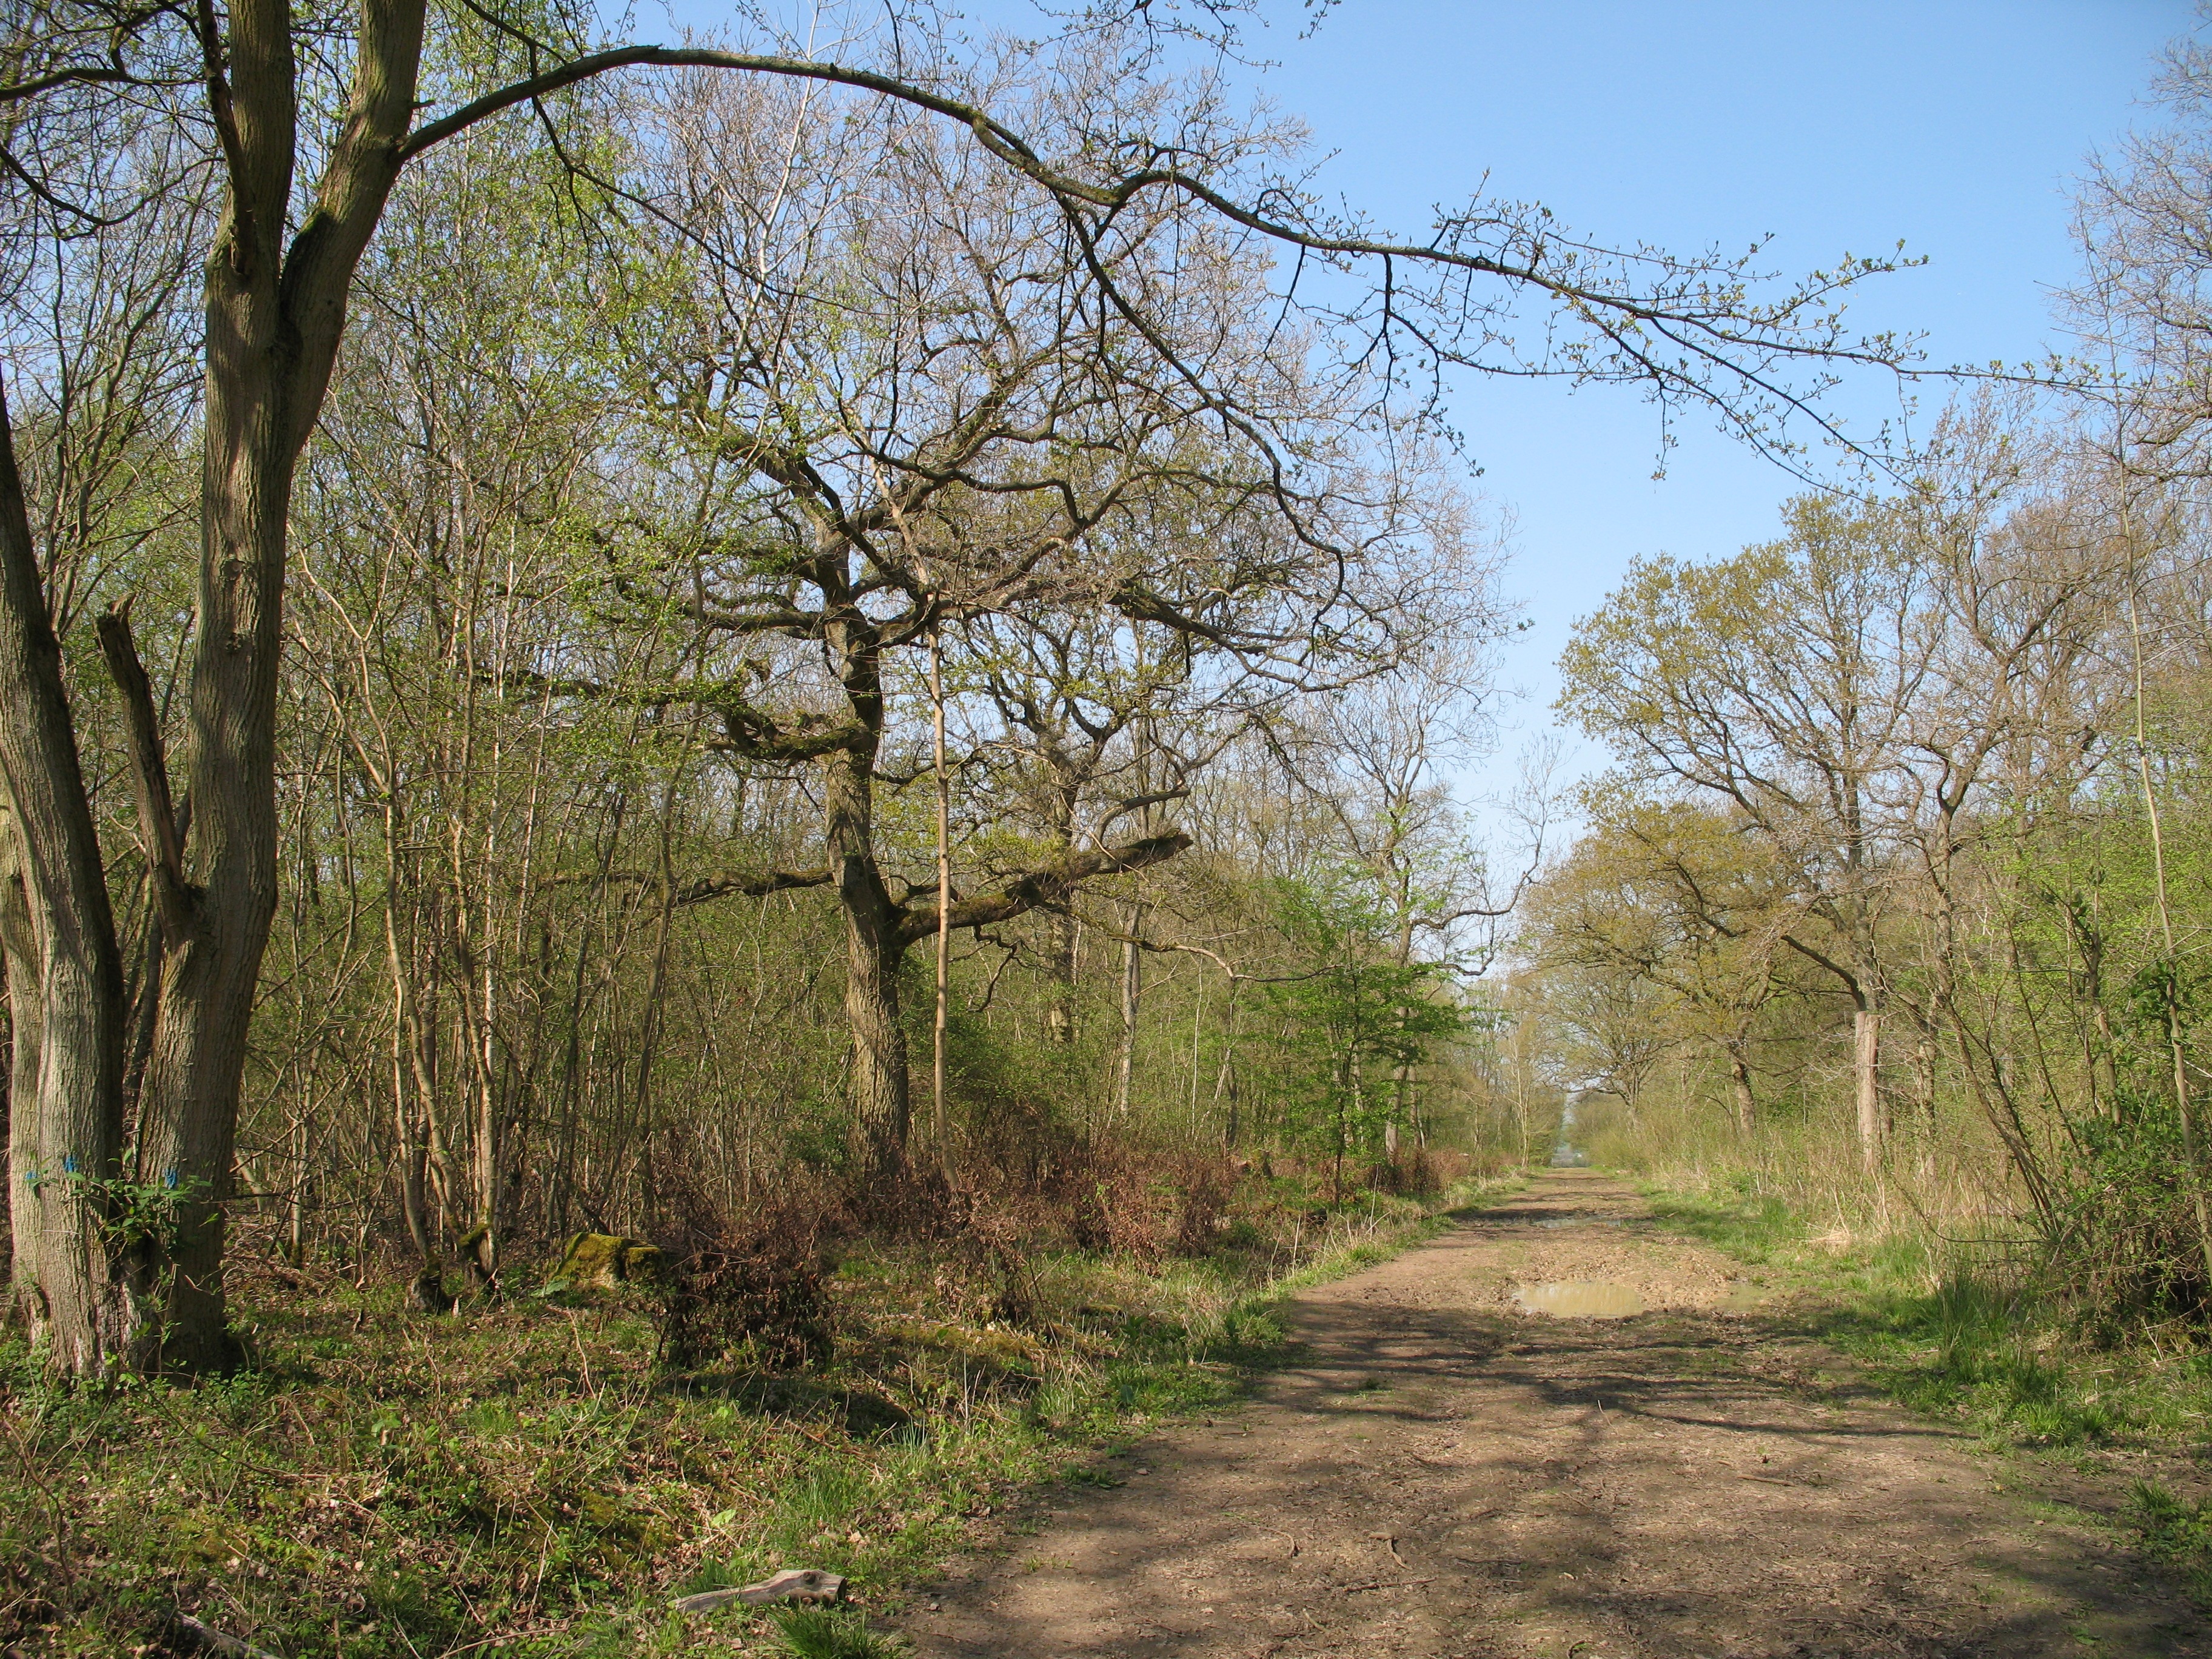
(1726, 1043), (1757, 1134)
(0, 384), (138, 1373)
(1, 816), (44, 1338)
(127, 0), (427, 1369)
(824, 741), (910, 1182)
(1853, 1008), (1882, 1172)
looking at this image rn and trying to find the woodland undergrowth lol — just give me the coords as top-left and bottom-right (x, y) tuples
(0, 1167), (1498, 1658)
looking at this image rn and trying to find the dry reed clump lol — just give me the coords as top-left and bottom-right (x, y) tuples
(845, 1111), (1258, 1327)
(1036, 1139), (1239, 1260)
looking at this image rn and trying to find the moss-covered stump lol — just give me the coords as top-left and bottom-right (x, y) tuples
(543, 1232), (667, 1292)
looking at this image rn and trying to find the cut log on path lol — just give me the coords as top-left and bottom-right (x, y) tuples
(672, 1567), (847, 1613)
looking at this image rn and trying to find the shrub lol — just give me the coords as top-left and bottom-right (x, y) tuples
(652, 1179), (840, 1371)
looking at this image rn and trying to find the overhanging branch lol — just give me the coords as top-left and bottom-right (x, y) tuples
(538, 865), (833, 906)
(392, 42), (1914, 458)
(894, 830), (1191, 946)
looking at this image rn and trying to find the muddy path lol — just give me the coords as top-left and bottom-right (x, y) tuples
(907, 1171), (2206, 1658)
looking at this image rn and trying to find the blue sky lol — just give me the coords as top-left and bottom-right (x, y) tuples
(1229, 1), (2194, 822)
(656, 0), (2195, 828)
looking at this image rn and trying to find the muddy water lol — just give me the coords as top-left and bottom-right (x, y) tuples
(1512, 1279), (1646, 1318)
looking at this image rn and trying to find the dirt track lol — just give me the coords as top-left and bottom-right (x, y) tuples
(906, 1171), (2207, 1658)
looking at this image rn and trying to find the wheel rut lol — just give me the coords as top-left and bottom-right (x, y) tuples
(905, 1170), (2206, 1658)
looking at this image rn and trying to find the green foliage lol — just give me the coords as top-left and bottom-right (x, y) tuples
(1643, 1183), (1804, 1263)
(1537, 454), (2212, 1335)
(1254, 874), (1471, 1180)
(67, 1172), (209, 1255)
(1647, 1179), (2154, 1449)
(1839, 1279), (2129, 1449)
(2049, 1106), (2210, 1323)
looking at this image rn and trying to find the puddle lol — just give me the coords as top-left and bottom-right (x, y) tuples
(1533, 1217), (1620, 1229)
(1513, 1281), (1647, 1319)
(1719, 1281), (1771, 1313)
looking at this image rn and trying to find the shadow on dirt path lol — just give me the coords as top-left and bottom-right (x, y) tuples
(904, 1170), (2207, 1658)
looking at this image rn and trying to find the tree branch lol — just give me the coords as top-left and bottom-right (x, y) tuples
(1776, 931), (1863, 1004)
(894, 830), (1191, 946)
(501, 666), (870, 763)
(390, 42), (1910, 464)
(674, 865), (833, 907)
(95, 600), (193, 934)
(537, 865), (834, 906)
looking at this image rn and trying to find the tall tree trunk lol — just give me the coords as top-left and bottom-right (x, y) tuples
(383, 885), (444, 1310)
(1724, 1037), (1755, 1133)
(1113, 898), (1144, 1119)
(823, 740), (908, 1181)
(471, 935), (500, 1285)
(1853, 1007), (1881, 1172)
(284, 1110), (309, 1265)
(447, 859), (518, 1289)
(1045, 910), (1079, 1045)
(929, 625), (951, 1167)
(130, 0), (426, 1369)
(1215, 1048), (1239, 1150)
(131, 381), (296, 1370)
(549, 914), (594, 1240)
(0, 387), (138, 1374)
(1, 823), (42, 1336)
(630, 858), (678, 1236)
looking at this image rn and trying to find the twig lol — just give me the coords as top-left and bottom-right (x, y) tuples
(564, 1309), (598, 1404)
(1339, 1577), (1432, 1594)
(172, 1614), (286, 1659)
(1, 1412), (71, 1586)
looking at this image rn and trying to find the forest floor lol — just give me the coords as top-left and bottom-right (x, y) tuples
(0, 1177), (1491, 1657)
(901, 1170), (2211, 1659)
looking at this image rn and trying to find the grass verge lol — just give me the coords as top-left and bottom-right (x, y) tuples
(0, 1175), (1505, 1658)
(1640, 1173), (2212, 1594)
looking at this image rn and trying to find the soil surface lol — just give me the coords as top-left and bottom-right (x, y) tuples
(905, 1171), (2208, 1658)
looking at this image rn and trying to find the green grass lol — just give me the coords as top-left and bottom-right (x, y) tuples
(1642, 1184), (1805, 1262)
(1815, 1276), (2137, 1449)
(2128, 1480), (2212, 1593)
(1640, 1178), (2157, 1449)
(767, 1604), (906, 1658)
(0, 1173), (1501, 1657)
